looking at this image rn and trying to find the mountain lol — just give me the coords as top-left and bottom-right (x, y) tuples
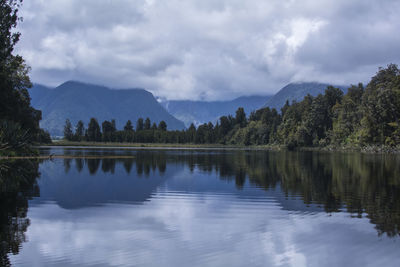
(264, 82), (348, 111)
(29, 81), (185, 136)
(162, 95), (271, 127)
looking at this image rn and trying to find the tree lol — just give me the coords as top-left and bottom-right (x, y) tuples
(101, 120), (116, 142)
(235, 107), (247, 128)
(187, 123), (196, 143)
(136, 118), (144, 131)
(74, 120), (85, 141)
(158, 121), (167, 131)
(144, 118), (151, 130)
(87, 118), (101, 141)
(63, 119), (73, 140)
(332, 84), (364, 144)
(124, 120), (133, 131)
(0, 0), (42, 149)
(359, 64), (400, 145)
(123, 120), (134, 142)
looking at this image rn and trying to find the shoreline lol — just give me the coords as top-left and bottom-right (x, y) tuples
(1, 142), (399, 159)
(43, 141), (400, 153)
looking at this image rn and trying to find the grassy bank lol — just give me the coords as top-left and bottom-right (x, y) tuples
(2, 141), (399, 160)
(45, 140), (282, 150)
(45, 140), (400, 154)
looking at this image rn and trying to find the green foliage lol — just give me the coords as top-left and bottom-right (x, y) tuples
(144, 118), (151, 130)
(158, 121), (167, 131)
(0, 0), (48, 148)
(101, 120), (116, 142)
(0, 120), (30, 151)
(136, 118), (144, 131)
(87, 118), (101, 142)
(332, 84), (364, 144)
(74, 120), (85, 141)
(235, 107), (247, 128)
(358, 64), (400, 145)
(124, 120), (133, 131)
(65, 65), (400, 148)
(36, 128), (51, 144)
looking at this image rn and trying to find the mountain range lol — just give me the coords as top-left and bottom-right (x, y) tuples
(29, 81), (348, 136)
(161, 95), (271, 127)
(264, 82), (348, 110)
(29, 81), (185, 136)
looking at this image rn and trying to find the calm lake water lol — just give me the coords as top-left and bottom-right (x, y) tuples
(1, 147), (400, 267)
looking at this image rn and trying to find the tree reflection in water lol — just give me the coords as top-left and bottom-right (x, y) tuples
(60, 150), (400, 237)
(0, 160), (40, 267)
(0, 149), (399, 266)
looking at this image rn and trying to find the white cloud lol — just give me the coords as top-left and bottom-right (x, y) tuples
(15, 0), (400, 100)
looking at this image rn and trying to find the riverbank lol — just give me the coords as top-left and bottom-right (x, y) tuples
(46, 140), (400, 153)
(42, 140), (284, 150)
(1, 141), (399, 159)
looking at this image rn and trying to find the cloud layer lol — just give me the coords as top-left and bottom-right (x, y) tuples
(16, 0), (400, 100)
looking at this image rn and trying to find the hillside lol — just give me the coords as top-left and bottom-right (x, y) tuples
(29, 81), (185, 136)
(264, 82), (348, 110)
(162, 95), (271, 127)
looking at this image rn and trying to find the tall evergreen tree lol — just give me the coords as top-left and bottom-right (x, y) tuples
(158, 121), (167, 131)
(124, 120), (133, 131)
(74, 120), (85, 141)
(136, 118), (144, 131)
(101, 120), (116, 142)
(235, 107), (247, 128)
(144, 118), (151, 130)
(87, 118), (101, 141)
(63, 119), (73, 141)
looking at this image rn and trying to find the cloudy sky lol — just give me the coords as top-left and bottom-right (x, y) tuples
(16, 0), (400, 101)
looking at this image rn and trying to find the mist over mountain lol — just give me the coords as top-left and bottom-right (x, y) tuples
(264, 82), (348, 111)
(29, 81), (185, 136)
(162, 95), (271, 127)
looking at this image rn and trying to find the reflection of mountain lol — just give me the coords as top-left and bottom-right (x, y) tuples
(32, 155), (176, 209)
(34, 148), (400, 237)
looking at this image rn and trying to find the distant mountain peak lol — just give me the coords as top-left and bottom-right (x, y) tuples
(163, 94), (272, 127)
(29, 81), (185, 136)
(264, 82), (348, 110)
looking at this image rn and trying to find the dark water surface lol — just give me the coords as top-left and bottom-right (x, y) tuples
(1, 148), (400, 266)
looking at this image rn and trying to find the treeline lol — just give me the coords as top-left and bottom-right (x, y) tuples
(0, 0), (51, 154)
(63, 117), (172, 143)
(64, 64), (400, 148)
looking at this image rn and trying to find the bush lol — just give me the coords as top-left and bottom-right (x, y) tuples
(0, 120), (31, 151)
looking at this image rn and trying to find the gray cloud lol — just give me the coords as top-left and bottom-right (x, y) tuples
(15, 0), (400, 100)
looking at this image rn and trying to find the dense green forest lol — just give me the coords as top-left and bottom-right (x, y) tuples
(64, 64), (400, 149)
(0, 0), (51, 154)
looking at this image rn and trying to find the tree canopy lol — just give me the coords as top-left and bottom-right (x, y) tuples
(0, 0), (49, 152)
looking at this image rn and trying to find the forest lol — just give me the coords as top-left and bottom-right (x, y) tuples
(64, 64), (400, 149)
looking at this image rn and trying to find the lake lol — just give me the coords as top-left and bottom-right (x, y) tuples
(1, 147), (400, 267)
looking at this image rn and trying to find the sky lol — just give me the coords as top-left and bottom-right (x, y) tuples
(15, 0), (400, 101)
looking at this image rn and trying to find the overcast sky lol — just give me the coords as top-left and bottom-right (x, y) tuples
(16, 0), (400, 101)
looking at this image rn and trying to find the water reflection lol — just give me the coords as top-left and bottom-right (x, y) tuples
(42, 149), (400, 237)
(2, 149), (400, 266)
(0, 160), (40, 267)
